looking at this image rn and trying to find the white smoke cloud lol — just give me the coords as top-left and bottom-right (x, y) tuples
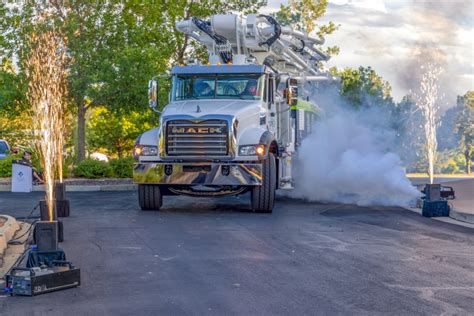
(287, 92), (421, 206)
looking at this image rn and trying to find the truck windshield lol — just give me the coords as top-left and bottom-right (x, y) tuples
(173, 74), (264, 101)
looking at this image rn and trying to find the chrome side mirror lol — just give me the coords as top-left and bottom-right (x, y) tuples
(148, 79), (161, 113)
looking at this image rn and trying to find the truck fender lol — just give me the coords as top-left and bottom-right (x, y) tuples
(137, 127), (160, 146)
(259, 131), (279, 156)
(238, 128), (278, 156)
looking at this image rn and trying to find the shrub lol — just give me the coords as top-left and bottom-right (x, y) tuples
(73, 158), (113, 178)
(59, 156), (76, 179)
(0, 156), (15, 177)
(87, 107), (156, 158)
(110, 157), (134, 178)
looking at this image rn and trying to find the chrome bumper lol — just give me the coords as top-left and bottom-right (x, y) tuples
(133, 162), (262, 186)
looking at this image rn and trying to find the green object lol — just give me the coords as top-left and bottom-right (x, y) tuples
(0, 155), (15, 177)
(337, 66), (393, 108)
(73, 158), (113, 178)
(87, 107), (156, 159)
(110, 157), (135, 178)
(290, 99), (320, 114)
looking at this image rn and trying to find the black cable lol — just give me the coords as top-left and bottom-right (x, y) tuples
(192, 17), (233, 63)
(4, 251), (25, 273)
(14, 202), (40, 221)
(258, 15), (281, 47)
(7, 202), (40, 245)
(8, 219), (38, 245)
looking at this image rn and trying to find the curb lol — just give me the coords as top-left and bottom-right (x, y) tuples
(0, 184), (137, 192)
(0, 215), (20, 257)
(449, 207), (474, 225)
(403, 207), (474, 229)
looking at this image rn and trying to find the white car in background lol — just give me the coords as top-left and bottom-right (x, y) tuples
(0, 140), (10, 160)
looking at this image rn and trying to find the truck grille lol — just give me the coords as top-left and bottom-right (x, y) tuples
(166, 120), (228, 156)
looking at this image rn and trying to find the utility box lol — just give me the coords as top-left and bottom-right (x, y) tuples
(422, 200), (450, 217)
(11, 161), (32, 193)
(9, 262), (80, 296)
(38, 203), (64, 242)
(34, 221), (59, 252)
(425, 183), (441, 201)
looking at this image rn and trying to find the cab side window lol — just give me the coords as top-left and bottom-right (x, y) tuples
(267, 76), (274, 107)
(263, 75), (267, 103)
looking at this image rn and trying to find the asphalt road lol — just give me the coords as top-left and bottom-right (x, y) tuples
(0, 191), (473, 315)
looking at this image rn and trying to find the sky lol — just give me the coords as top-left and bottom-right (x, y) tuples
(263, 0), (474, 105)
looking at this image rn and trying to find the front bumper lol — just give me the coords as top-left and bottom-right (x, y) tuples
(133, 162), (262, 186)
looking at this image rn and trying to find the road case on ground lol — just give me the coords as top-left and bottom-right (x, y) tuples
(9, 261), (80, 296)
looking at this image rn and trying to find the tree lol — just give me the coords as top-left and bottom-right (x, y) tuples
(0, 112), (33, 148)
(87, 107), (155, 158)
(390, 95), (424, 169)
(454, 91), (474, 174)
(0, 1), (171, 160)
(438, 102), (463, 151)
(0, 0), (267, 162)
(0, 59), (28, 115)
(274, 0), (339, 57)
(463, 90), (474, 109)
(62, 1), (177, 161)
(337, 66), (393, 108)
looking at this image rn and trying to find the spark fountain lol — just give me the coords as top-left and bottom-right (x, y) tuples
(416, 63), (443, 185)
(415, 64), (450, 217)
(27, 29), (67, 223)
(5, 29), (80, 296)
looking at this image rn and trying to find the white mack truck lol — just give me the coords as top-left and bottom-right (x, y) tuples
(133, 14), (331, 212)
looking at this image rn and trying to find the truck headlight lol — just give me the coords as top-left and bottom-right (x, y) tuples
(239, 144), (265, 156)
(134, 145), (158, 159)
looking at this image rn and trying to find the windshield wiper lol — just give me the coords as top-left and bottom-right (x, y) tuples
(176, 95), (199, 100)
(218, 94), (247, 100)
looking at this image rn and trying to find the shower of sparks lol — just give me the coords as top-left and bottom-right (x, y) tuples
(416, 63), (443, 185)
(26, 29), (68, 221)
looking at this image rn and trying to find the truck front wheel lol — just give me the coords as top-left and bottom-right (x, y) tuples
(138, 184), (162, 210)
(251, 153), (276, 213)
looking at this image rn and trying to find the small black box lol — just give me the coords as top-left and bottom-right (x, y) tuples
(425, 183), (441, 201)
(34, 221), (58, 251)
(56, 199), (70, 217)
(34, 220), (64, 243)
(54, 182), (67, 201)
(40, 200), (57, 221)
(422, 200), (450, 217)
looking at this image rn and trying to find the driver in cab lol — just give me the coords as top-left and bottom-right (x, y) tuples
(193, 82), (214, 98)
(240, 79), (258, 97)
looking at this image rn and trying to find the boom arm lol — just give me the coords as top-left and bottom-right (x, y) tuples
(175, 14), (331, 78)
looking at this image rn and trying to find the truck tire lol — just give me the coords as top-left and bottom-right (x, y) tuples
(138, 184), (162, 210)
(251, 153), (276, 213)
